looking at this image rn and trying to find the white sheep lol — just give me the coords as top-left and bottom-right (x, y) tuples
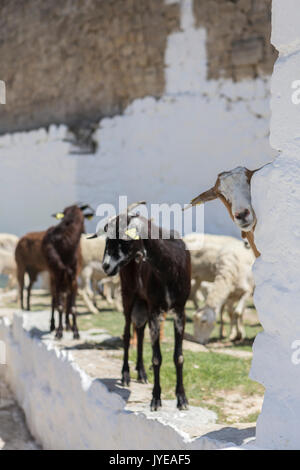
(183, 233), (255, 344)
(79, 234), (121, 313)
(0, 248), (18, 291)
(185, 233), (236, 309)
(0, 234), (19, 291)
(0, 233), (19, 252)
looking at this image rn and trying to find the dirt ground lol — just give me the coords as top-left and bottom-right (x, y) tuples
(0, 381), (39, 450)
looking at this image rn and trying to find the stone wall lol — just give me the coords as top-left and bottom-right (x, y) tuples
(194, 0), (277, 81)
(0, 0), (180, 134)
(0, 0), (275, 134)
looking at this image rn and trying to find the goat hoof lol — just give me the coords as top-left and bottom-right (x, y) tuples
(55, 330), (63, 340)
(150, 398), (162, 411)
(229, 333), (243, 342)
(137, 369), (148, 384)
(177, 394), (189, 411)
(121, 371), (130, 387)
(73, 331), (80, 340)
(50, 323), (55, 332)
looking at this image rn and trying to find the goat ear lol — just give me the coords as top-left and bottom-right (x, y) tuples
(79, 204), (89, 211)
(84, 213), (94, 220)
(189, 188), (217, 207)
(79, 204), (95, 215)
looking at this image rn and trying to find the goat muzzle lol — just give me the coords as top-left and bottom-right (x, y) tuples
(135, 249), (146, 263)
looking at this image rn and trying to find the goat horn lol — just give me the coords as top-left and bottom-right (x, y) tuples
(79, 203), (95, 214)
(86, 234), (97, 239)
(126, 201), (146, 212)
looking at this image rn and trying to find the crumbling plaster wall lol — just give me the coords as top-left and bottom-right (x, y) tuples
(250, 0), (300, 450)
(0, 0), (275, 237)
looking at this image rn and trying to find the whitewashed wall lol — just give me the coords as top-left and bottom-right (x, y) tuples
(250, 0), (300, 450)
(0, 0), (273, 238)
(0, 312), (226, 450)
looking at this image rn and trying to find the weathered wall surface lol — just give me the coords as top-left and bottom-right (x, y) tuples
(0, 0), (179, 132)
(0, 0), (180, 134)
(250, 0), (300, 449)
(0, 1), (274, 238)
(194, 0), (276, 81)
(0, 0), (275, 134)
(0, 0), (275, 237)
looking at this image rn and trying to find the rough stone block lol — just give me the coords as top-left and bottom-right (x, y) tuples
(232, 38), (264, 66)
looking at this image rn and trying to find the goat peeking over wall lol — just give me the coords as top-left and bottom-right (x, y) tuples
(91, 202), (191, 411)
(186, 166), (263, 258)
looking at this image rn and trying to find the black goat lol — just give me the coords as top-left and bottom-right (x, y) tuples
(97, 202), (191, 411)
(42, 204), (94, 339)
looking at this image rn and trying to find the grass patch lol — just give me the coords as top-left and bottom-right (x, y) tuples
(77, 300), (264, 423)
(129, 344), (263, 401)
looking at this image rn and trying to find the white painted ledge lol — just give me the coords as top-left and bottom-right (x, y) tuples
(0, 311), (243, 450)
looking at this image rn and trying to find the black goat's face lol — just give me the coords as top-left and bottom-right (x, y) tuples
(102, 238), (139, 276)
(102, 213), (145, 276)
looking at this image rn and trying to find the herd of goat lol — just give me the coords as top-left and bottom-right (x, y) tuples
(0, 165), (260, 410)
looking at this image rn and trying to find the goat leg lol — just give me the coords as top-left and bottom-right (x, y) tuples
(135, 323), (147, 383)
(121, 313), (131, 386)
(26, 277), (34, 311)
(65, 290), (73, 332)
(55, 289), (64, 339)
(68, 284), (79, 339)
(174, 311), (188, 410)
(130, 324), (137, 346)
(50, 295), (56, 332)
(149, 315), (162, 411)
(17, 269), (25, 310)
(55, 305), (64, 339)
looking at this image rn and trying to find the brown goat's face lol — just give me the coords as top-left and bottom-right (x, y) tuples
(189, 166), (256, 233)
(52, 204), (94, 235)
(102, 214), (143, 276)
(217, 167), (256, 232)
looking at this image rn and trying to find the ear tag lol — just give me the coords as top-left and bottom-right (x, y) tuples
(86, 215), (94, 220)
(56, 212), (64, 220)
(125, 228), (140, 240)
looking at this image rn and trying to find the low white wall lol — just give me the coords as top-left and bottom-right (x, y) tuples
(0, 312), (226, 450)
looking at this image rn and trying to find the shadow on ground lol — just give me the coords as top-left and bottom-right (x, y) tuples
(203, 425), (255, 446)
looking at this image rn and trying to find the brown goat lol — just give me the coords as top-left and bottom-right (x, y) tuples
(42, 204), (94, 339)
(15, 231), (48, 310)
(187, 166), (261, 258)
